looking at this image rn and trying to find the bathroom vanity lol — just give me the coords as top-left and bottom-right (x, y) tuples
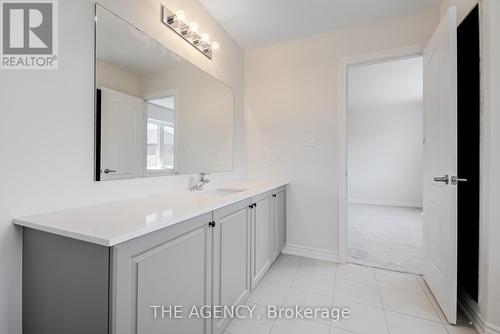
(15, 182), (287, 334)
(14, 6), (288, 334)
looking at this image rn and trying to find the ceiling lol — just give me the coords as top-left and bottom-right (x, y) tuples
(348, 56), (423, 110)
(198, 0), (440, 49)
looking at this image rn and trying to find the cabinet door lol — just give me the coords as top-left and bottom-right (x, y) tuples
(212, 199), (252, 334)
(111, 213), (212, 334)
(273, 190), (286, 260)
(251, 193), (272, 289)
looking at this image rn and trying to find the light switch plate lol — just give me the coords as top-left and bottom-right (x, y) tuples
(267, 149), (274, 161)
(303, 135), (317, 146)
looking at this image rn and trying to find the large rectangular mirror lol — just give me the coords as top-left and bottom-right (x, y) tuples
(95, 5), (234, 181)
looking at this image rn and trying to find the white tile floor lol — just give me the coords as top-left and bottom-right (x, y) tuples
(225, 255), (478, 334)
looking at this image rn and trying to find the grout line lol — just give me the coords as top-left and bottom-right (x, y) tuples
(377, 284), (429, 297)
(272, 256), (336, 329)
(384, 309), (450, 324)
(260, 258), (458, 334)
(261, 277), (296, 288)
(378, 278), (443, 324)
(375, 270), (392, 334)
(349, 260), (423, 277)
(417, 277), (448, 324)
(267, 255), (303, 334)
(329, 261), (338, 331)
(330, 326), (359, 334)
(335, 276), (378, 287)
(286, 285), (334, 298)
(334, 266), (385, 309)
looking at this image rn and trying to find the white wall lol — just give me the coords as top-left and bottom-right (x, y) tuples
(96, 59), (141, 97)
(140, 65), (234, 174)
(0, 0), (244, 333)
(347, 58), (423, 208)
(245, 7), (439, 259)
(96, 57), (234, 175)
(478, 0), (500, 331)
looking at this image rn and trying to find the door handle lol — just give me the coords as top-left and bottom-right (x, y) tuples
(433, 175), (449, 184)
(451, 176), (468, 185)
(104, 168), (117, 174)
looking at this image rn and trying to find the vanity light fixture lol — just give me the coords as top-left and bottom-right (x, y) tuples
(161, 5), (219, 59)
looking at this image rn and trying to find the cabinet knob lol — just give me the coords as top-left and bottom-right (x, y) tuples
(208, 221), (215, 228)
(272, 194), (277, 198)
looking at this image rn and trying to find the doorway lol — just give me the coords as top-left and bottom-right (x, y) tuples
(345, 56), (424, 275)
(337, 7), (481, 324)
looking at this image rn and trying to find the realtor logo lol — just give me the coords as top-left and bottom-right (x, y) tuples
(1, 0), (58, 69)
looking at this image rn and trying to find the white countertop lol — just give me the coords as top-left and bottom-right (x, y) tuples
(13, 181), (287, 247)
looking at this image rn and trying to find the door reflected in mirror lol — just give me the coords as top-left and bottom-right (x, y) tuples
(95, 5), (234, 181)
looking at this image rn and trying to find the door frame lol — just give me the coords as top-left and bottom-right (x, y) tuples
(337, 45), (425, 263)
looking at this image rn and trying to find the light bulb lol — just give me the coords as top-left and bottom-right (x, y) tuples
(190, 22), (199, 34)
(175, 10), (186, 22)
(201, 33), (210, 43)
(211, 41), (220, 50)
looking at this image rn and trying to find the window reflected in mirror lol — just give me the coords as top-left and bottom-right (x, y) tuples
(146, 97), (175, 173)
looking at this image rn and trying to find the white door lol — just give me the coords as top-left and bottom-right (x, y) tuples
(100, 87), (144, 180)
(422, 7), (458, 324)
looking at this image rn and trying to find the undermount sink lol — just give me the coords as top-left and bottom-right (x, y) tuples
(196, 187), (247, 197)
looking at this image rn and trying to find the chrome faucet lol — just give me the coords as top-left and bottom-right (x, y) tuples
(190, 173), (210, 191)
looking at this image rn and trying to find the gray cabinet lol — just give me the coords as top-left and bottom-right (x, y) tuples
(250, 192), (273, 289)
(22, 187), (286, 334)
(23, 229), (110, 334)
(212, 199), (252, 334)
(272, 188), (286, 261)
(111, 213), (213, 334)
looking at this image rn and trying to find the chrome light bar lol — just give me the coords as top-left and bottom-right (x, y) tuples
(161, 5), (220, 59)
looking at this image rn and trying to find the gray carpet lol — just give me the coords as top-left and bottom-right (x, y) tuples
(348, 203), (423, 275)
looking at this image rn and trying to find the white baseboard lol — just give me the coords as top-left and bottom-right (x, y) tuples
(348, 199), (423, 208)
(282, 244), (339, 263)
(460, 290), (500, 334)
